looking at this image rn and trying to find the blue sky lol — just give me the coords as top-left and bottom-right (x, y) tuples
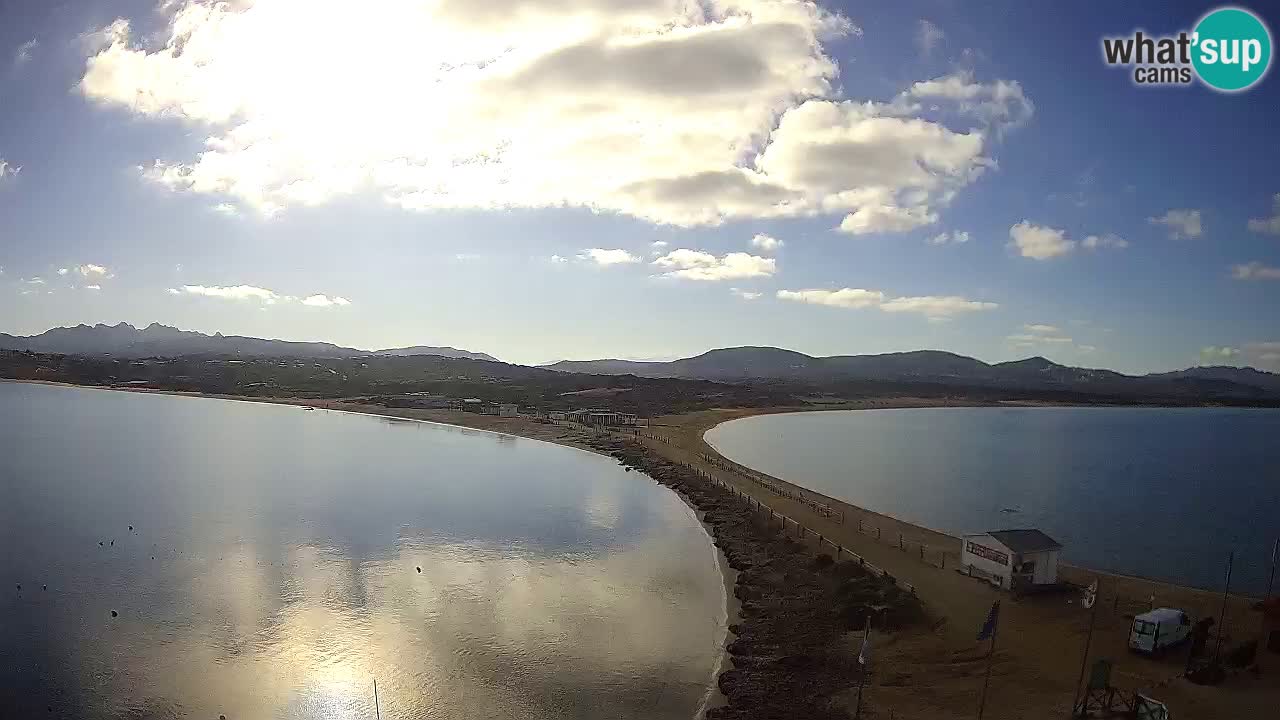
(1, 0), (1277, 372)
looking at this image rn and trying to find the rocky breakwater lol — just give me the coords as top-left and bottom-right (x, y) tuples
(586, 436), (924, 720)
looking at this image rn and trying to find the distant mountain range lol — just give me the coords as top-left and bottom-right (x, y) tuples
(0, 323), (498, 362)
(545, 346), (1280, 399)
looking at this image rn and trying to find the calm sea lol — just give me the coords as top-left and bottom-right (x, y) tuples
(705, 407), (1280, 595)
(1, 382), (727, 719)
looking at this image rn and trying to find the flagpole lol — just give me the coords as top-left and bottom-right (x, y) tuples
(1213, 551), (1234, 662)
(1267, 538), (1278, 598)
(977, 606), (1000, 720)
(1070, 579), (1100, 718)
(855, 615), (870, 720)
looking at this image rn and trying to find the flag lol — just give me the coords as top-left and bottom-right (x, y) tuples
(977, 601), (1001, 641)
(858, 616), (872, 666)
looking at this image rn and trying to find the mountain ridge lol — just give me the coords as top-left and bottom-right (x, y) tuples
(0, 322), (499, 362)
(544, 346), (1279, 396)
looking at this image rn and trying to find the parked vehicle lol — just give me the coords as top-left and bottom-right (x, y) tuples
(1129, 608), (1191, 654)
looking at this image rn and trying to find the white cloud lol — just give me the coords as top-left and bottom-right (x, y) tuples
(57, 268), (69, 276)
(916, 20), (944, 56)
(750, 233), (783, 252)
(777, 288), (885, 309)
(1199, 346), (1240, 365)
(0, 158), (19, 182)
(1247, 194), (1280, 235)
(1232, 261), (1280, 280)
(1246, 342), (1280, 371)
(777, 287), (997, 318)
(78, 2), (1029, 234)
(1009, 221), (1075, 260)
(730, 287), (762, 300)
(653, 249), (776, 281)
(22, 277), (46, 285)
(1082, 233), (1129, 250)
(1023, 324), (1060, 334)
(212, 202), (240, 216)
(1007, 333), (1073, 344)
(301, 294), (351, 307)
(580, 248), (641, 266)
(14, 38), (37, 67)
(907, 69), (1034, 130)
(1148, 209), (1202, 239)
(549, 254), (568, 264)
(927, 230), (970, 245)
(880, 295), (998, 316)
(77, 264), (110, 277)
(174, 284), (352, 307)
(85, 285), (102, 290)
(180, 284), (280, 302)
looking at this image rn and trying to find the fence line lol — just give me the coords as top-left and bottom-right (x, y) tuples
(679, 461), (918, 597)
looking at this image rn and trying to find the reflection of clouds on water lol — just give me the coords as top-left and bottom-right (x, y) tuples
(73, 527), (723, 720)
(4, 384), (726, 719)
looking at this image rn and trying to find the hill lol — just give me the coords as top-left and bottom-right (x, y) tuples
(0, 323), (498, 362)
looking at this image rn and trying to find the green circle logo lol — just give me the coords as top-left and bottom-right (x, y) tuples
(1192, 7), (1272, 92)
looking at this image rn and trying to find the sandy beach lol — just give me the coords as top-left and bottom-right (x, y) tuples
(8, 380), (1277, 717)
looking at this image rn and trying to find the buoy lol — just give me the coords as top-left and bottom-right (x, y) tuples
(15, 584), (20, 591)
(42, 585), (47, 591)
(110, 540), (114, 547)
(129, 525), (134, 531)
(110, 610), (118, 618)
(416, 567), (422, 573)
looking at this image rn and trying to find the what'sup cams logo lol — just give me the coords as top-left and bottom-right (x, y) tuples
(1103, 6), (1272, 92)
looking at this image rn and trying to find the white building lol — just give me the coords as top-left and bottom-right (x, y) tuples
(960, 529), (1062, 592)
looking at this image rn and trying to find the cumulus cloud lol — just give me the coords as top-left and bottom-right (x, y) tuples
(777, 288), (885, 309)
(1148, 209), (1202, 239)
(1199, 346), (1240, 365)
(1009, 221), (1075, 260)
(750, 233), (783, 252)
(1082, 233), (1129, 250)
(1247, 194), (1280, 235)
(78, 1), (1029, 235)
(927, 230), (969, 245)
(549, 254), (568, 264)
(580, 248), (641, 266)
(175, 284), (351, 307)
(301, 294), (351, 307)
(180, 284), (280, 302)
(1232, 261), (1280, 280)
(776, 287), (997, 318)
(916, 20), (944, 56)
(653, 249), (775, 280)
(730, 287), (762, 300)
(76, 264), (111, 277)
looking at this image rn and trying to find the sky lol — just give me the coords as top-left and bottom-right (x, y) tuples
(0, 0), (1277, 373)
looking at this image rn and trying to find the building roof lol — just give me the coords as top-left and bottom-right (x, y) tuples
(1135, 608), (1185, 623)
(985, 529), (1062, 553)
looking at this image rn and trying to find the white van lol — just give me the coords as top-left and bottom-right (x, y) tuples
(1129, 608), (1190, 654)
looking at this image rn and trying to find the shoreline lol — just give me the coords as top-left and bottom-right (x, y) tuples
(8, 379), (1278, 717)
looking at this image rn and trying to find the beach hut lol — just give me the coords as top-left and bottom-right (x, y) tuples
(960, 529), (1062, 592)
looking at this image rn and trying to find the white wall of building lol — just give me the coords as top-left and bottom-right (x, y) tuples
(961, 535), (1013, 588)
